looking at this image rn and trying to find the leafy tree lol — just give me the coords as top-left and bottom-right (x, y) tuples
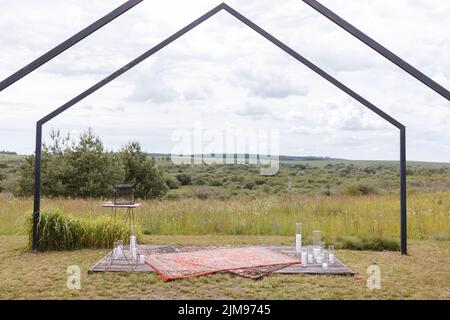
(15, 129), (123, 198)
(119, 141), (168, 198)
(15, 156), (34, 196)
(41, 129), (71, 196)
(64, 129), (123, 198)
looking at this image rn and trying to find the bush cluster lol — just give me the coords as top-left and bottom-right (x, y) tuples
(15, 129), (168, 199)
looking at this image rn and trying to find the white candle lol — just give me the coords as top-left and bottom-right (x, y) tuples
(308, 254), (314, 264)
(139, 254), (145, 264)
(301, 251), (307, 267)
(296, 234), (302, 252)
(322, 262), (328, 270)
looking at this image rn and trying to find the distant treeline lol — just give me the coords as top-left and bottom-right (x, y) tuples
(3, 129), (450, 199)
(0, 150), (17, 155)
(147, 153), (340, 162)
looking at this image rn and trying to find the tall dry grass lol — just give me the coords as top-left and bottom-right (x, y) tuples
(1, 191), (448, 249)
(22, 208), (133, 251)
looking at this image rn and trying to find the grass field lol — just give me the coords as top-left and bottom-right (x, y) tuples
(0, 154), (448, 299)
(1, 191), (448, 246)
(0, 192), (448, 299)
(0, 235), (448, 299)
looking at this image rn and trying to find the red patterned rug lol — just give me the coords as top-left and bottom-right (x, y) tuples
(145, 247), (298, 281)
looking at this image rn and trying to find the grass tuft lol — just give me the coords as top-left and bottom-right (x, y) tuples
(24, 208), (137, 251)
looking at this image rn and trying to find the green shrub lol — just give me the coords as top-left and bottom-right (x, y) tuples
(344, 184), (377, 196)
(191, 186), (220, 200)
(165, 176), (181, 189)
(337, 236), (400, 251)
(25, 208), (138, 251)
(208, 179), (223, 187)
(244, 181), (255, 190)
(176, 173), (192, 185)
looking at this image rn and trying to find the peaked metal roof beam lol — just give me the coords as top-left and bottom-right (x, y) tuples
(0, 0), (143, 92)
(302, 0), (450, 101)
(39, 3), (404, 130)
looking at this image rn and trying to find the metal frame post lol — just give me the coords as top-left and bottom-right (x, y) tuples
(400, 127), (407, 255)
(32, 122), (43, 250)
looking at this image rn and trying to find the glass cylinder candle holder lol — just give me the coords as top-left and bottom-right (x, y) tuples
(130, 226), (137, 260)
(130, 224), (137, 237)
(313, 247), (321, 261)
(295, 222), (302, 252)
(307, 247), (314, 264)
(113, 240), (124, 259)
(312, 230), (322, 247)
(319, 241), (325, 251)
(316, 253), (324, 264)
(319, 241), (325, 257)
(328, 245), (335, 263)
(301, 249), (307, 268)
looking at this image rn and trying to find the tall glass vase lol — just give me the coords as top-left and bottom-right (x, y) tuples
(130, 225), (137, 260)
(295, 222), (302, 252)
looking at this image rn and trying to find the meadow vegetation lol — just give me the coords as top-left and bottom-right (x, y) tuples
(0, 129), (449, 251)
(0, 131), (449, 299)
(1, 190), (448, 251)
(1, 129), (450, 200)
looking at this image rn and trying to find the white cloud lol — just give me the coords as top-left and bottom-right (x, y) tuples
(0, 0), (449, 162)
(234, 66), (309, 98)
(325, 97), (389, 131)
(127, 63), (179, 103)
(183, 85), (213, 101)
(236, 104), (273, 119)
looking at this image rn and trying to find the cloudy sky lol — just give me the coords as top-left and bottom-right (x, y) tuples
(0, 0), (449, 161)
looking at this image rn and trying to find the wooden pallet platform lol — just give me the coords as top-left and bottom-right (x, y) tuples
(88, 245), (354, 276)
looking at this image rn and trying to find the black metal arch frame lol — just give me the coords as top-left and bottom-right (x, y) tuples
(1, 0), (449, 253)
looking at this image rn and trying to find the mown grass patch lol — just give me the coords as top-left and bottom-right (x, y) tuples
(0, 235), (449, 299)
